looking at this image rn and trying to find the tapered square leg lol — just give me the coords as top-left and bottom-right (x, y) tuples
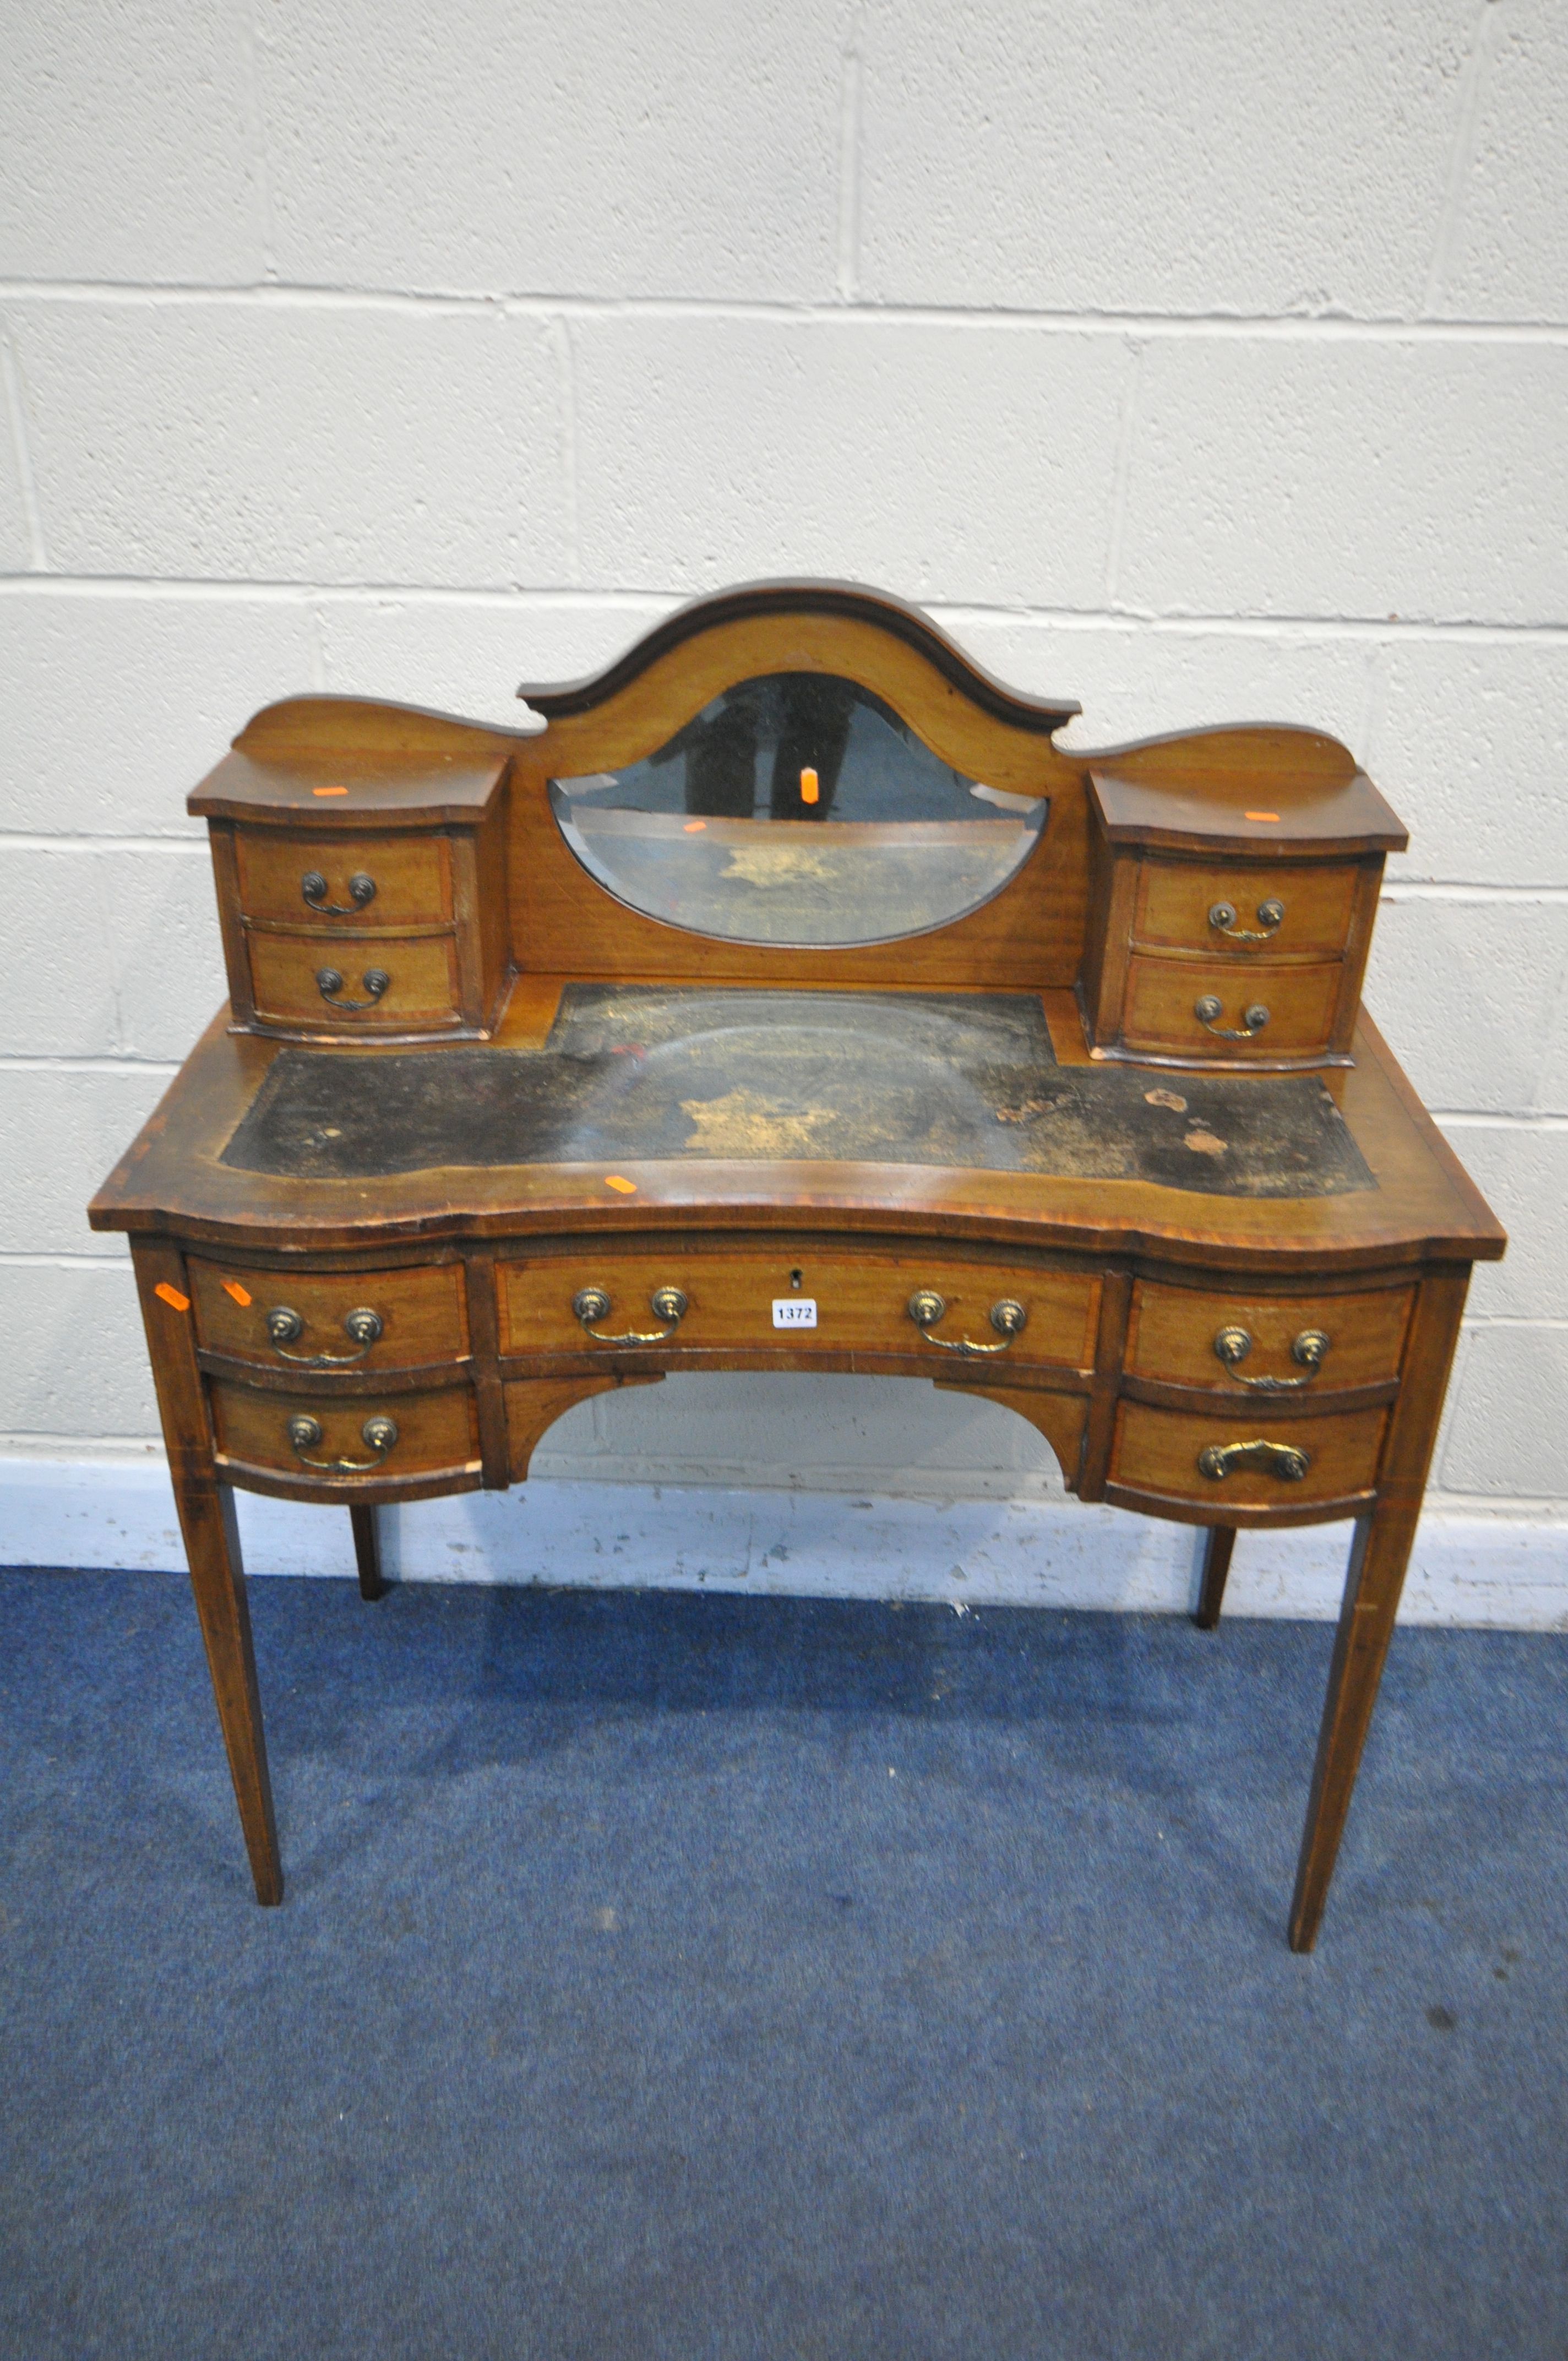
(1288, 1499), (1419, 1952)
(1194, 1527), (1235, 1629)
(350, 1504), (384, 1601)
(1287, 1270), (1471, 1951)
(133, 1241), (282, 1905)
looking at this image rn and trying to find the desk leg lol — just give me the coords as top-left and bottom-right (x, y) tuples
(1288, 1500), (1414, 1952)
(133, 1242), (282, 1906)
(350, 1505), (384, 1601)
(1287, 1269), (1469, 1953)
(1194, 1527), (1235, 1629)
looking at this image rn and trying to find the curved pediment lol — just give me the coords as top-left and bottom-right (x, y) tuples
(516, 578), (1081, 736)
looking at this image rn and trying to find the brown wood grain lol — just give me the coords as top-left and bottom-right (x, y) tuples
(1121, 953), (1344, 1061)
(499, 1243), (1102, 1373)
(235, 828), (453, 927)
(504, 1373), (663, 1479)
(1108, 1399), (1388, 1517)
(187, 1254), (470, 1371)
(132, 1239), (282, 1903)
(246, 928), (462, 1032)
(210, 1378), (480, 1487)
(1134, 857), (1359, 955)
(1287, 1267), (1471, 1950)
(1126, 1278), (1414, 1391)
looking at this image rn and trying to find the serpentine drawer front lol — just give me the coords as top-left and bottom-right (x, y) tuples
(500, 1248), (1102, 1374)
(188, 1258), (469, 1373)
(233, 829), (453, 928)
(1126, 1280), (1414, 1394)
(1108, 1401), (1389, 1515)
(246, 930), (464, 1033)
(1121, 954), (1343, 1061)
(210, 1379), (481, 1488)
(1080, 759), (1402, 1069)
(1133, 858), (1360, 956)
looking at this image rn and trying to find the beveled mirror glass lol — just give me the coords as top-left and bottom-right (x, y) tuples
(549, 672), (1048, 947)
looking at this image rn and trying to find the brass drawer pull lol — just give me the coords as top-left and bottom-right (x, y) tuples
(1195, 994), (1269, 1040)
(1197, 1437), (1310, 1483)
(907, 1290), (1027, 1355)
(1213, 1325), (1330, 1391)
(266, 1305), (384, 1366)
(572, 1285), (688, 1344)
(1208, 898), (1284, 942)
(287, 1412), (399, 1472)
(316, 966), (390, 1012)
(302, 870), (377, 916)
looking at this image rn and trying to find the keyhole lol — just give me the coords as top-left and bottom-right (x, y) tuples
(790, 1269), (803, 1290)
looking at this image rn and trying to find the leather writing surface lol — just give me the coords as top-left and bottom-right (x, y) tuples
(221, 986), (1374, 1198)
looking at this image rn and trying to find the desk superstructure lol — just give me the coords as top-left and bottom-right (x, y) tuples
(90, 582), (1504, 1947)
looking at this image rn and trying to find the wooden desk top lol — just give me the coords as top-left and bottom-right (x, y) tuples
(90, 980), (1502, 1274)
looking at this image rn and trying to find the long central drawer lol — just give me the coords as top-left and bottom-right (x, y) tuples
(500, 1248), (1102, 1374)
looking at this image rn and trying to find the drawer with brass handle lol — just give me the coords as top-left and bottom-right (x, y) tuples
(1108, 1400), (1388, 1515)
(1126, 1281), (1413, 1395)
(234, 829), (452, 928)
(1134, 859), (1360, 956)
(246, 929), (462, 1033)
(188, 1258), (469, 1371)
(1121, 955), (1343, 1061)
(502, 1249), (1101, 1374)
(209, 1379), (480, 1486)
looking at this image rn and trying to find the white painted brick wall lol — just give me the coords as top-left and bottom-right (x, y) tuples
(2, 0), (1565, 1598)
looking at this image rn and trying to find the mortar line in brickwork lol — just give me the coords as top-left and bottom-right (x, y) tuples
(0, 1436), (170, 1454)
(1436, 1111), (1568, 1133)
(1455, 1318), (1568, 1333)
(1, 281), (1566, 342)
(545, 317), (581, 584)
(1423, 0), (1504, 320)
(3, 576), (1566, 646)
(835, 4), (865, 303)
(0, 834), (208, 855)
(236, 0), (279, 282)
(0, 1254), (135, 1271)
(1102, 340), (1144, 606)
(1381, 884), (1568, 905)
(0, 1055), (181, 1076)
(0, 329), (47, 570)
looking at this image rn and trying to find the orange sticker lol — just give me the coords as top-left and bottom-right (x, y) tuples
(1245, 810), (1281, 823)
(312, 784), (349, 797)
(154, 1282), (190, 1312)
(683, 819), (706, 833)
(800, 766), (820, 806)
(221, 1279), (253, 1306)
(604, 1174), (638, 1194)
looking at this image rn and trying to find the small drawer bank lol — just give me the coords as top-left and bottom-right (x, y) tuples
(1077, 736), (1407, 1071)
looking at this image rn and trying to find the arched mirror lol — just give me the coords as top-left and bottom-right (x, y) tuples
(548, 671), (1049, 948)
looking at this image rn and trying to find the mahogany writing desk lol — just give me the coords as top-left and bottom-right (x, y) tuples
(89, 582), (1505, 1949)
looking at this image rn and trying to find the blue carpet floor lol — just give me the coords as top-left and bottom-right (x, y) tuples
(2, 1565), (1565, 2359)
